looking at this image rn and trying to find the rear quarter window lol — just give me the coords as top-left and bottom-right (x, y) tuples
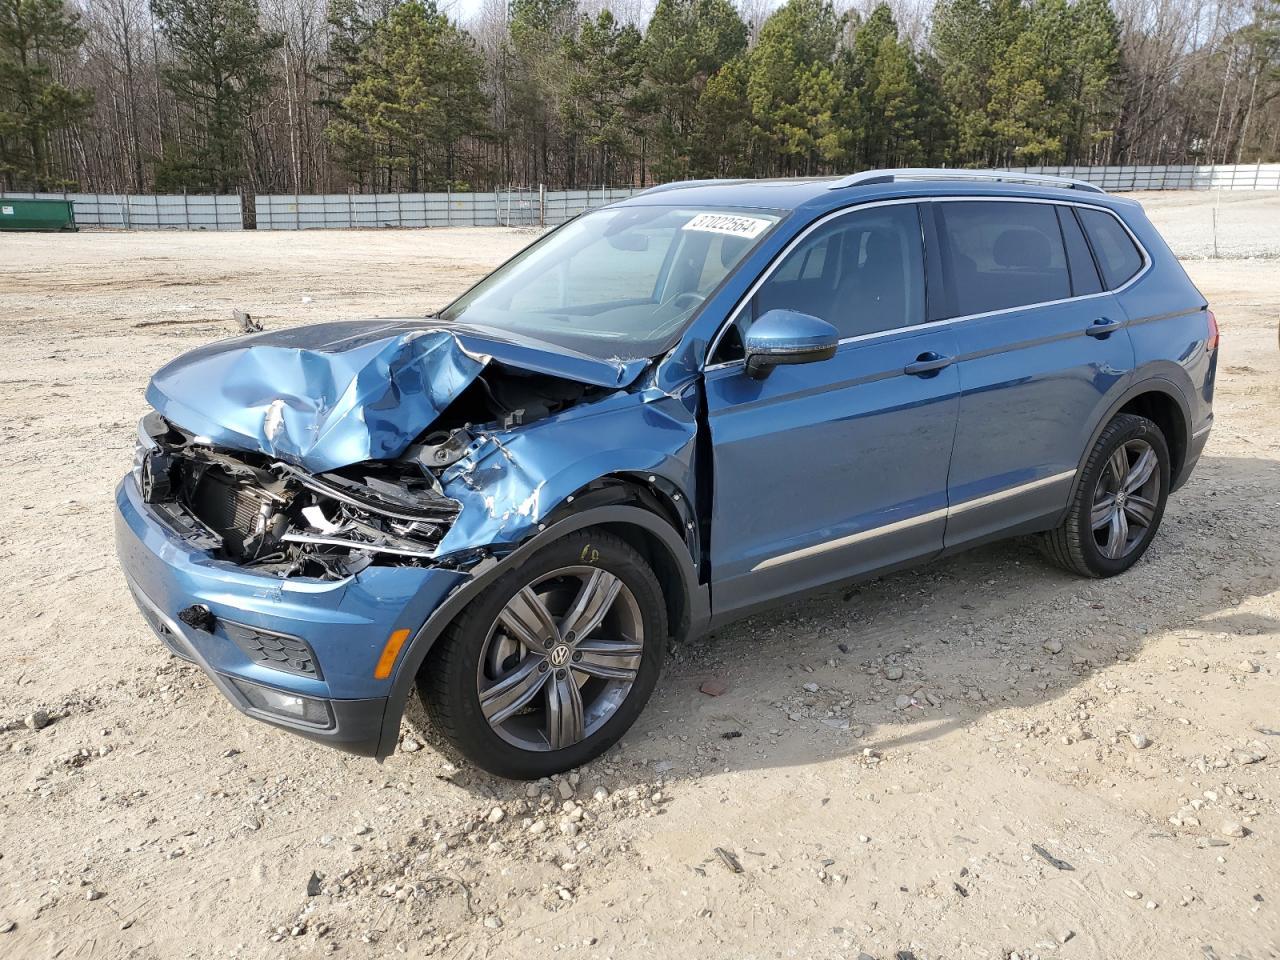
(937, 201), (1071, 317)
(1057, 206), (1103, 296)
(1078, 208), (1145, 289)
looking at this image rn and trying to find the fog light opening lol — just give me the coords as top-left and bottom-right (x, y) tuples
(230, 678), (332, 727)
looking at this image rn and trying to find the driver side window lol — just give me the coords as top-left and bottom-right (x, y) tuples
(712, 203), (925, 363)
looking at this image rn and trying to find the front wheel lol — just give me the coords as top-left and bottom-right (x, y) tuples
(418, 529), (666, 779)
(1040, 413), (1171, 578)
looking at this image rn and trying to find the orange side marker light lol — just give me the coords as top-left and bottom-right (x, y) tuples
(374, 629), (412, 679)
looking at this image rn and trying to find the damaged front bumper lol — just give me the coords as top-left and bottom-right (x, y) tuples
(115, 476), (467, 755)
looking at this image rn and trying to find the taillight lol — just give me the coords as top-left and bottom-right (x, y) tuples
(1206, 309), (1219, 352)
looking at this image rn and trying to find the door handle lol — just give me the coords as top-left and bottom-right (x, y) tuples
(1085, 317), (1123, 338)
(904, 352), (954, 376)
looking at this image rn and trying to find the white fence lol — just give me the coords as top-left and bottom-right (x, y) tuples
(1005, 164), (1280, 191)
(5, 165), (1277, 233)
(255, 166), (1280, 231)
(0, 191), (243, 230)
(254, 187), (638, 230)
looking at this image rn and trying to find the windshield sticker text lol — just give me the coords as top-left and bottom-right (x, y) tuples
(682, 213), (772, 239)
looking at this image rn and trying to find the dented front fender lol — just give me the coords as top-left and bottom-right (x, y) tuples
(434, 386), (700, 557)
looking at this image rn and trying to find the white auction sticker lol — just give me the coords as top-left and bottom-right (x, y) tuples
(682, 213), (772, 239)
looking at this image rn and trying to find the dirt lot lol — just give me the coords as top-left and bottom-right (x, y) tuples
(1, 192), (1278, 960)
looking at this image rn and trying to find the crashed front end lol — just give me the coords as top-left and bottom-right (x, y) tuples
(114, 321), (657, 756)
(132, 411), (465, 581)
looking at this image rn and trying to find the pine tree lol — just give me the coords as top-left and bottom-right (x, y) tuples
(1063, 0), (1120, 161)
(320, 0), (404, 186)
(151, 0), (282, 191)
(691, 57), (752, 176)
(746, 0), (846, 174)
(930, 0), (1027, 164)
(0, 0), (92, 188)
(641, 0), (747, 181)
(842, 4), (927, 168)
(914, 50), (955, 164)
(1234, 0), (1280, 160)
(326, 0), (487, 190)
(507, 0), (576, 185)
(985, 0), (1120, 164)
(561, 10), (642, 186)
(987, 0), (1066, 162)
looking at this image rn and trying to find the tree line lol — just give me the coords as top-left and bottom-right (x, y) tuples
(2, 0), (1278, 194)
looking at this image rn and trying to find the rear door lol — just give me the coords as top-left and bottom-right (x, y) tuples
(933, 199), (1136, 547)
(704, 202), (961, 615)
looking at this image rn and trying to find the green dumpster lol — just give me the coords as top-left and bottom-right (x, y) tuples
(0, 198), (78, 231)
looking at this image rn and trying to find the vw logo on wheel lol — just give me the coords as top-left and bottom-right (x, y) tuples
(549, 644), (571, 667)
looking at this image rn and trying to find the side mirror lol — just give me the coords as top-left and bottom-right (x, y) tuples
(743, 309), (839, 380)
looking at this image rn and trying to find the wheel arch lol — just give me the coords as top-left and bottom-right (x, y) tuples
(1116, 389), (1189, 485)
(373, 500), (708, 759)
(544, 473), (700, 645)
(1073, 378), (1192, 502)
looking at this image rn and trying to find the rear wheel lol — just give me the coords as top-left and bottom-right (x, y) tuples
(418, 529), (666, 779)
(1040, 413), (1170, 578)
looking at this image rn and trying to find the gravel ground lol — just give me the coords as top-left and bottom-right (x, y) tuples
(0, 192), (1278, 959)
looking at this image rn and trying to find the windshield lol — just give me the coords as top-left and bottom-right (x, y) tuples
(439, 205), (783, 360)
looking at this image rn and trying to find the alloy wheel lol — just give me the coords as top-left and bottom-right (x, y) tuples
(476, 566), (645, 752)
(1091, 438), (1161, 560)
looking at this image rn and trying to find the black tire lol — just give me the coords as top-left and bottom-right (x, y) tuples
(1040, 413), (1171, 578)
(417, 529), (666, 779)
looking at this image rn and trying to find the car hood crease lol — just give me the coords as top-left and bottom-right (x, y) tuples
(145, 320), (650, 474)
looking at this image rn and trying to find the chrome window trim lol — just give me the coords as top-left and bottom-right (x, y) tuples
(749, 468), (1077, 572)
(703, 196), (1152, 373)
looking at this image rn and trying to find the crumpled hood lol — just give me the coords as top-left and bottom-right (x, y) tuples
(146, 319), (649, 473)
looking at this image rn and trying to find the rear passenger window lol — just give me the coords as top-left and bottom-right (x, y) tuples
(1078, 208), (1144, 289)
(1057, 206), (1103, 296)
(937, 202), (1070, 316)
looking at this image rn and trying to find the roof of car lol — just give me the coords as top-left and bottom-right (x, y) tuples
(616, 169), (1139, 218)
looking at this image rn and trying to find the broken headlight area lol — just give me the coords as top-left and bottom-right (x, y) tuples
(134, 363), (610, 579)
(134, 416), (461, 579)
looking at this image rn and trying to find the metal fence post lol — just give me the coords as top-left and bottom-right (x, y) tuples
(539, 183), (545, 227)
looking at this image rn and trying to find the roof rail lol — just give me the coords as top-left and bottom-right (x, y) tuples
(635, 178), (752, 196)
(828, 168), (1107, 195)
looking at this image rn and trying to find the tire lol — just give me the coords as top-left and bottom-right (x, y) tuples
(417, 529), (666, 779)
(1040, 413), (1171, 578)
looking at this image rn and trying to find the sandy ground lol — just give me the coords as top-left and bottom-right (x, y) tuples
(0, 192), (1278, 960)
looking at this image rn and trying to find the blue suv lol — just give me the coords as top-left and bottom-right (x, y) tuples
(115, 170), (1217, 778)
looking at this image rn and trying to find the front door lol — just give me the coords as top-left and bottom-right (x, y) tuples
(704, 202), (961, 616)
